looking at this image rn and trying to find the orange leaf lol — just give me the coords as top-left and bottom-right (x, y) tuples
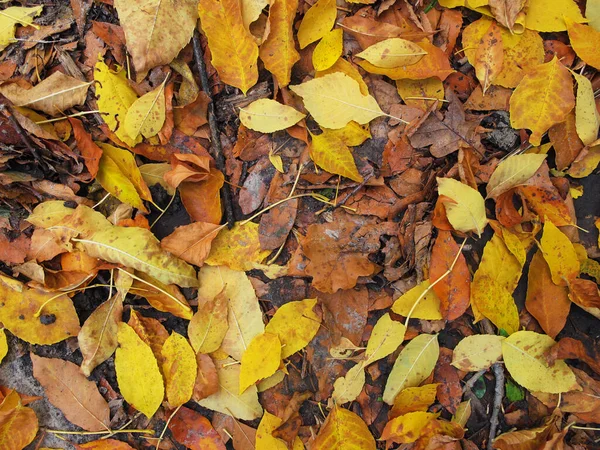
(161, 222), (222, 267)
(179, 169), (224, 225)
(548, 111), (584, 170)
(169, 406), (226, 450)
(70, 118), (103, 177)
(565, 17), (600, 70)
(0, 391), (38, 450)
(78, 439), (135, 449)
(568, 278), (600, 309)
(128, 310), (168, 364)
(164, 153), (212, 188)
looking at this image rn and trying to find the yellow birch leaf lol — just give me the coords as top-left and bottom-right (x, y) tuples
(205, 222), (270, 271)
(93, 58), (139, 147)
(390, 384), (438, 417)
(573, 73), (600, 145)
(198, 358), (263, 420)
(290, 72), (384, 129)
(115, 322), (164, 418)
(524, 0), (586, 32)
(264, 298), (320, 358)
(312, 28), (343, 71)
(383, 334), (439, 404)
(509, 56), (575, 146)
(124, 80), (167, 141)
(188, 289), (229, 354)
(391, 281), (443, 320)
(502, 331), (579, 393)
(316, 58), (369, 95)
(486, 153), (547, 199)
(198, 0), (258, 94)
(198, 266), (264, 361)
(474, 20), (503, 94)
(239, 332), (282, 393)
(239, 99), (305, 133)
(381, 411), (439, 443)
(313, 406), (376, 450)
(332, 362), (366, 405)
(259, 0), (299, 86)
(356, 38), (427, 69)
(451, 335), (505, 371)
(540, 220), (580, 286)
(396, 78), (444, 111)
(0, 72), (91, 117)
(437, 177), (488, 236)
(0, 330), (6, 364)
(0, 6), (43, 51)
(309, 130), (363, 182)
(161, 332), (197, 407)
(113, 0), (198, 81)
(297, 0), (336, 49)
(0, 273), (80, 345)
(365, 313), (407, 364)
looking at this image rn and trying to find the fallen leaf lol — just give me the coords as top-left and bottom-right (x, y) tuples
(193, 353), (219, 401)
(78, 439), (135, 449)
(473, 20), (503, 93)
(390, 384), (438, 418)
(256, 411), (302, 450)
(169, 406), (226, 450)
(564, 17), (600, 70)
(313, 405), (376, 449)
(0, 6), (43, 51)
(205, 222), (269, 271)
(164, 153), (211, 188)
(115, 322), (164, 418)
(309, 129), (363, 182)
(437, 177), (488, 236)
(297, 0), (336, 49)
(383, 334), (439, 404)
(546, 337), (600, 377)
(128, 310), (168, 363)
(161, 332), (197, 407)
(486, 154), (547, 199)
(502, 330), (579, 393)
(312, 28), (343, 71)
(0, 391), (38, 450)
(572, 72), (600, 146)
(451, 335), (504, 371)
(123, 79), (167, 141)
(31, 354), (110, 431)
(539, 220), (580, 286)
(113, 0), (198, 80)
(331, 362), (366, 405)
(391, 281), (443, 320)
(161, 222), (222, 267)
(365, 313), (406, 364)
(548, 112), (584, 170)
(0, 330), (6, 365)
(239, 332), (282, 393)
(239, 99), (305, 133)
(568, 278), (600, 309)
(524, 0), (585, 32)
(69, 118), (103, 177)
(488, 0), (527, 32)
(381, 411), (439, 444)
(131, 271), (193, 319)
(188, 289), (229, 354)
(396, 78), (445, 111)
(356, 38), (426, 69)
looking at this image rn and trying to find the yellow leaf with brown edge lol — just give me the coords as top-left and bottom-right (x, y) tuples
(239, 99), (305, 133)
(0, 5), (43, 51)
(205, 222), (270, 271)
(309, 129), (363, 182)
(356, 38), (427, 69)
(502, 331), (579, 393)
(396, 78), (444, 111)
(297, 0), (336, 49)
(256, 411), (303, 450)
(381, 411), (439, 444)
(239, 332), (281, 393)
(391, 280), (443, 320)
(259, 0), (299, 86)
(390, 384), (438, 418)
(451, 335), (504, 372)
(161, 332), (197, 407)
(364, 313), (406, 364)
(0, 391), (38, 450)
(437, 177), (488, 236)
(540, 220), (580, 286)
(474, 20), (503, 94)
(188, 289), (229, 354)
(509, 56), (575, 146)
(129, 271), (193, 319)
(115, 322), (164, 418)
(313, 405), (376, 449)
(524, 0), (586, 32)
(573, 72), (600, 146)
(0, 273), (80, 345)
(312, 28), (343, 71)
(113, 0), (198, 81)
(124, 79), (167, 141)
(198, 0), (258, 94)
(128, 310), (168, 364)
(93, 58), (139, 147)
(264, 298), (320, 358)
(486, 153), (547, 199)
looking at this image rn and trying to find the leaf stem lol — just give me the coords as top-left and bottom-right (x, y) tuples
(154, 405), (181, 449)
(45, 428), (155, 436)
(33, 284), (115, 318)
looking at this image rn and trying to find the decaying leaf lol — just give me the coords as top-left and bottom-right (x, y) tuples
(451, 335), (504, 372)
(313, 406), (376, 449)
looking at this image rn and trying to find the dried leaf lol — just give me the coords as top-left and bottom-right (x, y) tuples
(332, 363), (366, 405)
(0, 6), (43, 51)
(205, 222), (269, 271)
(313, 406), (376, 449)
(486, 154), (547, 199)
(161, 222), (222, 267)
(239, 332), (282, 393)
(451, 335), (504, 371)
(189, 289), (229, 354)
(437, 177), (488, 236)
(365, 313), (406, 364)
(70, 118), (103, 177)
(474, 21), (503, 93)
(356, 38), (426, 69)
(381, 411), (439, 444)
(130, 271), (193, 319)
(169, 406), (226, 450)
(239, 99), (305, 133)
(390, 384), (438, 418)
(0, 391), (38, 450)
(488, 0), (527, 32)
(124, 80), (167, 141)
(297, 0), (336, 49)
(78, 439), (135, 449)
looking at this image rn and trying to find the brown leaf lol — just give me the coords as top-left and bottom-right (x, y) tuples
(161, 222), (222, 267)
(0, 232), (29, 264)
(164, 153), (212, 188)
(30, 354), (110, 431)
(546, 337), (600, 376)
(474, 20), (503, 93)
(193, 353), (219, 401)
(568, 278), (600, 309)
(548, 112), (584, 170)
(128, 310), (169, 364)
(173, 92), (210, 135)
(433, 348), (462, 414)
(179, 169), (224, 225)
(169, 406), (226, 450)
(69, 118), (103, 177)
(488, 0), (527, 32)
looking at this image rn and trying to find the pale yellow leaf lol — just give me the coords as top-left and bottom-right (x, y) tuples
(239, 99), (305, 133)
(540, 220), (580, 286)
(573, 73), (600, 146)
(524, 0), (586, 32)
(312, 28), (343, 71)
(437, 177), (488, 236)
(332, 362), (366, 405)
(451, 335), (505, 371)
(486, 153), (547, 199)
(356, 38), (427, 69)
(297, 0), (336, 49)
(365, 313), (406, 364)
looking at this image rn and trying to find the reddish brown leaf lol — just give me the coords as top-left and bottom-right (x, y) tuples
(69, 118), (103, 177)
(179, 169), (224, 224)
(193, 353), (219, 401)
(568, 278), (600, 309)
(169, 406), (226, 450)
(548, 112), (584, 170)
(161, 221), (222, 267)
(546, 337), (600, 376)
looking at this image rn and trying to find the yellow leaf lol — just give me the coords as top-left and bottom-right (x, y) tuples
(188, 289), (228, 354)
(452, 400), (472, 427)
(325, 121), (371, 146)
(502, 331), (579, 393)
(316, 58), (369, 95)
(356, 38), (427, 69)
(241, 0), (269, 31)
(451, 335), (505, 371)
(332, 362), (366, 405)
(0, 274), (80, 345)
(540, 220), (580, 286)
(437, 177), (488, 236)
(365, 313), (406, 364)
(256, 411), (290, 450)
(565, 18), (600, 70)
(297, 0), (336, 49)
(260, 0), (300, 86)
(0, 6), (43, 51)
(390, 384), (438, 417)
(391, 281), (443, 320)
(139, 163), (175, 195)
(568, 144), (600, 178)
(161, 332), (197, 407)
(130, 272), (193, 319)
(474, 20), (503, 93)
(381, 411), (438, 443)
(486, 153), (547, 199)
(0, 72), (91, 116)
(312, 28), (343, 71)
(198, 266), (264, 360)
(290, 72), (384, 129)
(524, 0), (585, 32)
(309, 129), (363, 182)
(0, 330), (6, 365)
(198, 0), (258, 94)
(396, 78), (444, 111)
(239, 332), (282, 393)
(383, 334), (439, 404)
(264, 298), (320, 358)
(205, 222), (270, 271)
(198, 358), (263, 420)
(115, 322), (164, 418)
(93, 58), (139, 147)
(509, 56), (575, 145)
(588, 0), (600, 32)
(239, 99), (305, 133)
(313, 406), (376, 449)
(573, 73), (600, 145)
(114, 0), (198, 81)
(124, 80), (167, 141)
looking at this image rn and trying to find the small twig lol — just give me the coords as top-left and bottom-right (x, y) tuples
(155, 405), (181, 449)
(462, 369), (487, 393)
(45, 429), (154, 436)
(192, 28), (236, 229)
(482, 320), (505, 450)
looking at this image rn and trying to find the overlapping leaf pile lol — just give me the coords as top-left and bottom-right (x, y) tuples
(0, 0), (599, 449)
